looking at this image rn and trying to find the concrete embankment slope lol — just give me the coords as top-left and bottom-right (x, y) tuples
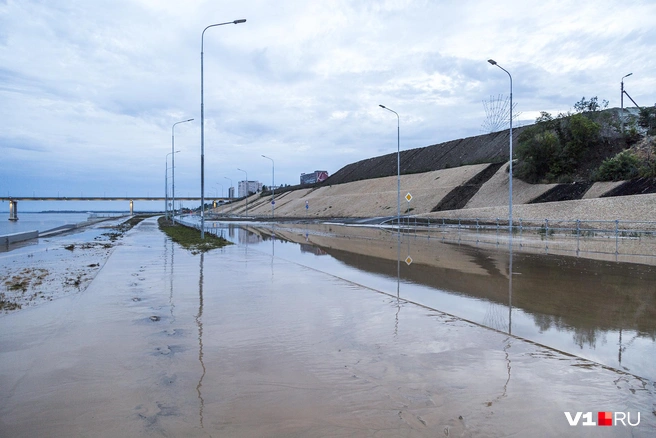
(221, 164), (491, 218)
(217, 161), (656, 223)
(214, 126), (656, 222)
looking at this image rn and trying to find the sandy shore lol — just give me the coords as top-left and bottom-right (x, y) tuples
(1, 217), (654, 437)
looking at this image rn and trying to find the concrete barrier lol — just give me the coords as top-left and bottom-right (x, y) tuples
(38, 224), (77, 237)
(0, 230), (39, 246)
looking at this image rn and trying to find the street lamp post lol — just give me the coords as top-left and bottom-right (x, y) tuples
(224, 177), (232, 198)
(262, 155), (275, 219)
(379, 105), (400, 235)
(488, 59), (513, 238)
(165, 150), (180, 219)
(237, 168), (248, 217)
(621, 73), (633, 134)
(172, 119), (193, 223)
(216, 183), (224, 215)
(200, 18), (247, 239)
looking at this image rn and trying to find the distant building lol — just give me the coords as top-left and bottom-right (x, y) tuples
(228, 187), (235, 198)
(300, 170), (329, 185)
(238, 180), (263, 197)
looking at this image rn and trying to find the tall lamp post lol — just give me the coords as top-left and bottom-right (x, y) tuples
(165, 150), (180, 219)
(621, 73), (633, 134)
(215, 183), (224, 215)
(262, 155), (275, 219)
(224, 176), (232, 198)
(172, 119), (193, 223)
(200, 18), (246, 239)
(237, 168), (248, 217)
(379, 105), (400, 235)
(488, 59), (513, 238)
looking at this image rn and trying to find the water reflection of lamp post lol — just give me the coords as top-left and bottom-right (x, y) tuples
(200, 19), (247, 238)
(196, 252), (206, 427)
(508, 247), (513, 335)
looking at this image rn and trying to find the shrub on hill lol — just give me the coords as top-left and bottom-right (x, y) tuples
(514, 97), (624, 183)
(593, 151), (641, 181)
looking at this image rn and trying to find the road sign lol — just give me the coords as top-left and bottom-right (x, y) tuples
(305, 200), (309, 210)
(405, 256), (413, 265)
(271, 200), (275, 205)
(405, 193), (413, 202)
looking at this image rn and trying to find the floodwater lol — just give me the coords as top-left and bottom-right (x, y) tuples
(0, 212), (91, 235)
(1, 217), (655, 437)
(219, 222), (656, 382)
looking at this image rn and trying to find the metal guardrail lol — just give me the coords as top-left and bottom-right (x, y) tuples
(387, 216), (656, 260)
(184, 214), (656, 260)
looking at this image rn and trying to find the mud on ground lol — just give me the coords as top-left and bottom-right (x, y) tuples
(0, 216), (147, 313)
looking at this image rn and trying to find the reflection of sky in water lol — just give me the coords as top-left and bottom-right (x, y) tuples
(207, 222), (656, 381)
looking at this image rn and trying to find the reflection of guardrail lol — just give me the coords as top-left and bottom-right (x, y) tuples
(390, 217), (656, 260)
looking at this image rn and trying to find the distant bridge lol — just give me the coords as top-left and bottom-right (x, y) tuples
(0, 196), (231, 220)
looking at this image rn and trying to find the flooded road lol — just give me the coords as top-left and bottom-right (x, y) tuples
(224, 222), (656, 382)
(1, 217), (655, 437)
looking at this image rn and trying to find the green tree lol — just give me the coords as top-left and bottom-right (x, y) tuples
(515, 99), (603, 182)
(573, 96), (609, 113)
(515, 129), (560, 183)
(562, 113), (601, 170)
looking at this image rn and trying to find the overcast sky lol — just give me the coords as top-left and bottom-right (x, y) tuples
(2, 0), (655, 211)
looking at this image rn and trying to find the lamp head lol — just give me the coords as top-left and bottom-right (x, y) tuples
(186, 118), (194, 122)
(234, 19), (246, 24)
(379, 104), (386, 109)
(487, 59), (497, 65)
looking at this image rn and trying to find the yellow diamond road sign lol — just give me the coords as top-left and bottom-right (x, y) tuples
(405, 256), (413, 265)
(405, 192), (412, 202)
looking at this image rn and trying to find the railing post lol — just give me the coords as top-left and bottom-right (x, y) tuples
(458, 218), (461, 243)
(576, 219), (580, 254)
(496, 217), (500, 245)
(615, 219), (619, 255)
(476, 218), (479, 244)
